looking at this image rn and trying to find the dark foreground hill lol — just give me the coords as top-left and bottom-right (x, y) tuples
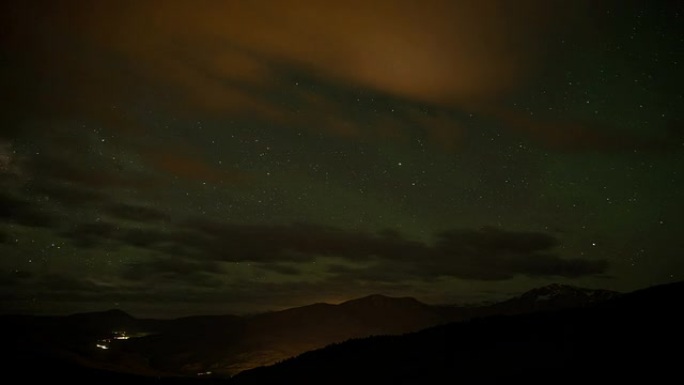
(231, 281), (684, 384)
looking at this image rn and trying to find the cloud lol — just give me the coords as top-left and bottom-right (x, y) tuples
(60, 217), (607, 282)
(431, 228), (606, 280)
(496, 110), (684, 152)
(0, 270), (33, 287)
(46, 0), (552, 104)
(60, 220), (207, 256)
(60, 221), (121, 248)
(143, 149), (250, 184)
(28, 181), (106, 207)
(0, 271), (109, 300)
(103, 203), (171, 223)
(8, 0), (664, 158)
(27, 153), (154, 190)
(177, 220), (427, 263)
(0, 140), (22, 175)
(39, 273), (111, 293)
(326, 227), (606, 282)
(0, 191), (58, 229)
(120, 256), (225, 288)
(256, 263), (303, 276)
(2, 0), (600, 143)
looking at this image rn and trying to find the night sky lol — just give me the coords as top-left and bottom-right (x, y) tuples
(1, 0), (682, 317)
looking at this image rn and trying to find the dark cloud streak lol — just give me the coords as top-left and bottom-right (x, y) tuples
(121, 256), (225, 288)
(28, 181), (105, 208)
(104, 203), (171, 223)
(0, 191), (58, 229)
(61, 217), (607, 282)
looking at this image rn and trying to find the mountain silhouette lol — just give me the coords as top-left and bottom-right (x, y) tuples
(2, 283), (622, 379)
(229, 281), (684, 383)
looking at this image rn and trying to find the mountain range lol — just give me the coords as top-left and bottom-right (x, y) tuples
(232, 280), (684, 383)
(3, 283), (619, 378)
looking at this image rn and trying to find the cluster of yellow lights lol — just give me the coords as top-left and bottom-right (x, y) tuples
(95, 331), (131, 350)
(113, 335), (130, 340)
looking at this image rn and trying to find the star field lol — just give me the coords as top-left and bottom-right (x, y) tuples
(0, 0), (682, 317)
